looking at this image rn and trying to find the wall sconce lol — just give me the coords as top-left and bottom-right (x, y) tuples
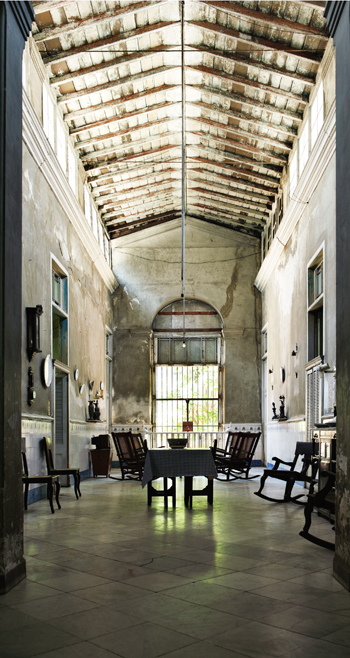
(268, 366), (273, 374)
(88, 380), (94, 392)
(79, 384), (85, 395)
(291, 344), (298, 356)
(74, 369), (79, 381)
(26, 305), (43, 361)
(280, 367), (285, 383)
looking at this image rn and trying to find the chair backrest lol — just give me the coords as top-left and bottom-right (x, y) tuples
(295, 441), (319, 473)
(225, 432), (241, 455)
(131, 433), (144, 451)
(21, 451), (29, 477)
(234, 432), (261, 462)
(112, 432), (136, 463)
(42, 437), (55, 473)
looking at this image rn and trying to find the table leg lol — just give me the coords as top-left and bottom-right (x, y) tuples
(208, 477), (213, 505)
(164, 478), (168, 509)
(147, 481), (152, 506)
(184, 476), (193, 508)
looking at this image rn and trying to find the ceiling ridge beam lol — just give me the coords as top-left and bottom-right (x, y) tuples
(34, 2), (170, 43)
(189, 115), (292, 152)
(190, 20), (324, 64)
(42, 21), (178, 66)
(64, 84), (179, 123)
(57, 65), (175, 106)
(187, 64), (308, 105)
(200, 1), (327, 38)
(189, 83), (303, 123)
(85, 144), (181, 176)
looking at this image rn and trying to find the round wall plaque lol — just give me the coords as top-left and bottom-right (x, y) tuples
(43, 355), (53, 388)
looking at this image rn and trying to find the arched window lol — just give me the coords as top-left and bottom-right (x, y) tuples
(151, 299), (224, 433)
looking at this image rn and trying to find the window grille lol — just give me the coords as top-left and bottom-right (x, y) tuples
(306, 368), (321, 440)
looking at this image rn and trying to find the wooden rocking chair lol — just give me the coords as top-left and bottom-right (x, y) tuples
(299, 469), (335, 550)
(22, 450), (61, 514)
(111, 432), (146, 480)
(41, 437), (81, 499)
(254, 441), (319, 504)
(213, 432), (261, 480)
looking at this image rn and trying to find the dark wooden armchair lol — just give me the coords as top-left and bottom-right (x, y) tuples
(112, 432), (146, 480)
(22, 450), (61, 514)
(254, 441), (319, 504)
(213, 432), (261, 480)
(41, 437), (81, 499)
(299, 469), (335, 550)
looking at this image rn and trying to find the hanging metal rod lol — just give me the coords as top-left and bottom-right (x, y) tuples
(181, 0), (186, 346)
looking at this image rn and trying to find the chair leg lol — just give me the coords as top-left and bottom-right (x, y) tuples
(55, 480), (61, 510)
(255, 470), (268, 497)
(47, 481), (55, 514)
(24, 483), (29, 510)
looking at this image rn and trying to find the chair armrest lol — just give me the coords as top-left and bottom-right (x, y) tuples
(215, 448), (229, 457)
(271, 457), (294, 469)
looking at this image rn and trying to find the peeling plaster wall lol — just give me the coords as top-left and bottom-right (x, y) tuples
(111, 219), (261, 427)
(261, 155), (336, 465)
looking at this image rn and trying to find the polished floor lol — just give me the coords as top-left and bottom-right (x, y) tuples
(1, 470), (349, 658)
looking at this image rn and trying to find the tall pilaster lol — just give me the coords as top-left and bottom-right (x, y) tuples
(324, 1), (350, 590)
(0, 1), (34, 594)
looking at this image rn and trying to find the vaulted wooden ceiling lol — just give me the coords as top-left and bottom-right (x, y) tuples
(32, 0), (328, 239)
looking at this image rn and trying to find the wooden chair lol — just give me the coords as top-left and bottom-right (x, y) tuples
(111, 432), (146, 480)
(254, 441), (319, 504)
(299, 469), (335, 550)
(41, 437), (81, 499)
(213, 432), (261, 480)
(22, 451), (61, 514)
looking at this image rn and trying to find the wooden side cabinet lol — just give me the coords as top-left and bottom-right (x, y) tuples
(90, 449), (113, 477)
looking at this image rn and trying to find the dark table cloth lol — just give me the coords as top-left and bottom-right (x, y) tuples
(142, 449), (217, 488)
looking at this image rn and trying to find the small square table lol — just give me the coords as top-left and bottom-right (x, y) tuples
(142, 449), (217, 507)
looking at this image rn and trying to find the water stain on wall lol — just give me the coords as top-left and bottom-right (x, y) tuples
(221, 264), (239, 318)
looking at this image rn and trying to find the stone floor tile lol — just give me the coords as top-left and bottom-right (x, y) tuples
(287, 571), (345, 592)
(282, 638), (350, 658)
(244, 563), (311, 581)
(122, 571), (191, 592)
(12, 593), (98, 621)
(207, 590), (293, 621)
(161, 580), (237, 605)
(39, 573), (112, 593)
(92, 621), (197, 658)
(321, 623), (350, 646)
(207, 619), (313, 657)
(0, 620), (80, 657)
(49, 606), (142, 640)
(0, 606), (39, 632)
(251, 580), (330, 606)
(165, 641), (247, 657)
(155, 602), (249, 639)
(73, 581), (148, 607)
(29, 641), (119, 658)
(0, 580), (61, 606)
(204, 571), (279, 591)
(261, 603), (350, 638)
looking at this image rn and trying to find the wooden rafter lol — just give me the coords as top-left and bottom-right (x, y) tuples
(110, 214), (181, 239)
(200, 1), (327, 38)
(187, 200), (265, 228)
(191, 20), (324, 64)
(189, 116), (292, 153)
(85, 144), (181, 177)
(187, 155), (279, 191)
(34, 2), (167, 43)
(187, 190), (268, 221)
(96, 177), (179, 206)
(92, 167), (179, 196)
(76, 115), (179, 151)
(187, 177), (272, 208)
(42, 21), (177, 66)
(106, 209), (182, 229)
(100, 184), (180, 211)
(187, 211), (261, 237)
(187, 167), (274, 200)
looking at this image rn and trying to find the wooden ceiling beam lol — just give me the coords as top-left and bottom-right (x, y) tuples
(70, 101), (178, 138)
(187, 167), (274, 201)
(42, 21), (176, 66)
(188, 176), (272, 208)
(188, 150), (280, 188)
(96, 177), (179, 206)
(200, 1), (328, 38)
(76, 115), (178, 151)
(186, 211), (262, 237)
(57, 65), (174, 107)
(33, 1), (75, 13)
(189, 45), (316, 86)
(190, 83), (303, 123)
(87, 153), (180, 184)
(64, 84), (179, 123)
(189, 115), (292, 153)
(187, 99), (297, 138)
(102, 192), (180, 218)
(191, 131), (287, 167)
(191, 20), (324, 64)
(85, 144), (181, 176)
(81, 132), (181, 164)
(188, 64), (309, 105)
(110, 215), (180, 239)
(187, 200), (265, 227)
(105, 200), (179, 223)
(93, 169), (179, 196)
(34, 2), (165, 43)
(187, 190), (268, 221)
(101, 185), (180, 211)
(106, 209), (181, 229)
